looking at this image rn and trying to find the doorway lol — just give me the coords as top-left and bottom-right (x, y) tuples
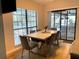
(50, 8), (77, 41)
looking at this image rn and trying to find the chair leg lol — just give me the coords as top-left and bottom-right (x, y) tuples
(21, 48), (24, 59)
(57, 39), (59, 46)
(29, 50), (31, 59)
(44, 56), (47, 59)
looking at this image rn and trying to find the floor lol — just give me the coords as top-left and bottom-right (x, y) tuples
(7, 40), (72, 59)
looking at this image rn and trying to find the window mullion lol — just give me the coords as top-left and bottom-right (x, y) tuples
(25, 10), (28, 34)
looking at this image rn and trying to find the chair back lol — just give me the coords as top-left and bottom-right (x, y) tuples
(20, 36), (30, 50)
(46, 34), (56, 44)
(55, 31), (60, 39)
(30, 30), (36, 33)
(50, 31), (60, 41)
(30, 29), (41, 33)
(36, 29), (41, 32)
(51, 28), (57, 30)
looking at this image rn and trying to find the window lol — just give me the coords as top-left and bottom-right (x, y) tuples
(13, 8), (37, 46)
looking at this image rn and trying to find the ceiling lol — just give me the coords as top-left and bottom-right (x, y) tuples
(31, 0), (79, 5)
(32, 0), (54, 5)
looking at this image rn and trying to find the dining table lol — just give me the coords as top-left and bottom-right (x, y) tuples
(26, 29), (59, 57)
(26, 30), (58, 42)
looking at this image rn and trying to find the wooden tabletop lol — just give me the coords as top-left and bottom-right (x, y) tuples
(27, 30), (57, 40)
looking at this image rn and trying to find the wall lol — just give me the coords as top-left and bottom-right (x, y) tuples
(2, 0), (45, 56)
(44, 0), (79, 54)
(0, 1), (6, 58)
(3, 13), (15, 56)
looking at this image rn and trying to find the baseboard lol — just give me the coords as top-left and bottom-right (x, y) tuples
(6, 46), (22, 58)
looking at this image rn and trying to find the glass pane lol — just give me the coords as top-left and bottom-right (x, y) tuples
(28, 21), (36, 27)
(22, 16), (26, 22)
(31, 22), (34, 27)
(33, 11), (36, 16)
(14, 30), (21, 45)
(14, 34), (21, 46)
(32, 27), (37, 30)
(67, 10), (76, 40)
(14, 30), (19, 35)
(61, 11), (68, 39)
(33, 17), (36, 21)
(22, 29), (27, 35)
(17, 16), (22, 22)
(27, 10), (31, 16)
(33, 22), (36, 26)
(21, 9), (26, 15)
(28, 17), (35, 21)
(18, 22), (22, 28)
(13, 22), (18, 29)
(13, 15), (18, 21)
(16, 8), (22, 14)
(18, 29), (23, 35)
(27, 10), (36, 16)
(22, 22), (26, 28)
(51, 13), (54, 28)
(28, 22), (32, 27)
(54, 12), (60, 30)
(27, 17), (31, 21)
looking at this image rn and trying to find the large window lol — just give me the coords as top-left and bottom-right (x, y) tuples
(13, 8), (37, 46)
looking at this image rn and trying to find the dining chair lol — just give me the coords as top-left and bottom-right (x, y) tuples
(31, 38), (49, 58)
(20, 36), (38, 59)
(30, 29), (41, 33)
(49, 31), (60, 46)
(55, 31), (60, 45)
(20, 36), (47, 59)
(51, 28), (57, 30)
(46, 34), (56, 45)
(36, 29), (41, 32)
(30, 29), (42, 48)
(30, 30), (36, 33)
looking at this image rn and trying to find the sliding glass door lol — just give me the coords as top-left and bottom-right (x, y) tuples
(61, 11), (68, 40)
(50, 8), (77, 41)
(51, 12), (60, 30)
(67, 10), (76, 40)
